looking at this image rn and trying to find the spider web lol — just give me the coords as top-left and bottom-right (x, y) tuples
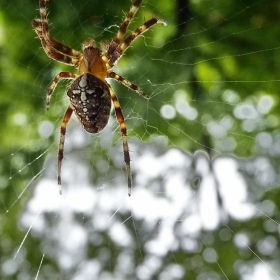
(0, 0), (280, 279)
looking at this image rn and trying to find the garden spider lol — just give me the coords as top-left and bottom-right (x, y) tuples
(32, 0), (165, 195)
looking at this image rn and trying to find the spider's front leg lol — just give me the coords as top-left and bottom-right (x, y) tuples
(32, 0), (82, 66)
(108, 0), (143, 54)
(105, 18), (166, 67)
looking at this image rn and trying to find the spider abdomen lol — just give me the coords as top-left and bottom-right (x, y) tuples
(67, 73), (111, 134)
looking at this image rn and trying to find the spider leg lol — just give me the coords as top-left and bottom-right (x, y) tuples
(32, 19), (80, 66)
(38, 0), (81, 57)
(108, 0), (143, 53)
(106, 18), (166, 67)
(121, 18), (166, 51)
(46, 72), (78, 110)
(57, 105), (73, 193)
(108, 71), (149, 99)
(32, 0), (82, 66)
(107, 82), (132, 196)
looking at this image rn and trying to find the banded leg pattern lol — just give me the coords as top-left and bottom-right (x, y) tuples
(57, 105), (73, 193)
(46, 72), (77, 110)
(107, 83), (132, 196)
(108, 71), (149, 99)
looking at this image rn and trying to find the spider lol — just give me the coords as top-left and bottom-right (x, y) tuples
(32, 0), (165, 195)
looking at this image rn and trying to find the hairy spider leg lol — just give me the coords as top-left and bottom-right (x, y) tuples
(32, 19), (80, 66)
(46, 72), (78, 110)
(58, 105), (73, 193)
(121, 18), (166, 58)
(107, 83), (132, 196)
(105, 17), (165, 68)
(43, 72), (77, 190)
(38, 0), (81, 58)
(107, 71), (149, 99)
(32, 0), (82, 66)
(110, 0), (143, 49)
(102, 17), (165, 98)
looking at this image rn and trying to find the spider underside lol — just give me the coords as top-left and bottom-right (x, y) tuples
(32, 0), (165, 195)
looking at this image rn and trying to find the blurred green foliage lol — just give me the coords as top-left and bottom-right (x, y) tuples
(1, 0), (280, 279)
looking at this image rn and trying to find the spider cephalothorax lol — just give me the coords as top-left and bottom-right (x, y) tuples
(32, 0), (165, 195)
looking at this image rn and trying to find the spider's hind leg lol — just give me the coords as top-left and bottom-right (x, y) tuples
(106, 82), (132, 196)
(57, 105), (73, 193)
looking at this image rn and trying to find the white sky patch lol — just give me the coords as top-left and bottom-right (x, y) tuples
(19, 144), (262, 276)
(234, 103), (259, 120)
(214, 157), (255, 220)
(257, 95), (274, 115)
(199, 174), (220, 230)
(175, 98), (198, 120)
(13, 113), (27, 126)
(160, 104), (176, 119)
(38, 121), (54, 138)
(242, 263), (277, 280)
(16, 136), (275, 280)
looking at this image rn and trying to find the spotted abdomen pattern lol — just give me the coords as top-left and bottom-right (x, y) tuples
(67, 73), (111, 133)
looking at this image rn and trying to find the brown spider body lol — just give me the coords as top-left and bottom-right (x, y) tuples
(32, 0), (165, 195)
(68, 39), (111, 133)
(67, 73), (111, 134)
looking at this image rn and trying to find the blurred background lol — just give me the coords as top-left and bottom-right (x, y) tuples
(1, 0), (280, 279)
